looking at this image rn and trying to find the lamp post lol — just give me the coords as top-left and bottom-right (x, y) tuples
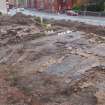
(84, 3), (87, 16)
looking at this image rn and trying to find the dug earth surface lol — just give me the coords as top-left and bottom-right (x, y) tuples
(0, 14), (105, 105)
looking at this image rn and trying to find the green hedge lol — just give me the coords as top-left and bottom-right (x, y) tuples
(72, 6), (81, 12)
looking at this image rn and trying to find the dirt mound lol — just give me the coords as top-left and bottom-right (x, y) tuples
(53, 20), (105, 36)
(0, 13), (45, 45)
(10, 13), (35, 25)
(0, 26), (44, 45)
(0, 13), (36, 25)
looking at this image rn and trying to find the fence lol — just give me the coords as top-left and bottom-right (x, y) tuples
(79, 11), (105, 17)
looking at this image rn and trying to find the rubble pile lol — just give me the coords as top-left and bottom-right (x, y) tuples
(0, 13), (45, 45)
(10, 13), (34, 25)
(0, 13), (37, 25)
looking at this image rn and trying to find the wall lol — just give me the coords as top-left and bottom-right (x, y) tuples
(66, 0), (72, 9)
(73, 0), (90, 7)
(0, 0), (7, 14)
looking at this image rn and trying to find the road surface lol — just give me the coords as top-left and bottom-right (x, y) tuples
(8, 8), (105, 26)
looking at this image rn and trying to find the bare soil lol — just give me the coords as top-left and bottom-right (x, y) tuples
(0, 14), (105, 105)
(52, 20), (105, 36)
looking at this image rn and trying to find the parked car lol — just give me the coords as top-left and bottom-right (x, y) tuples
(17, 8), (25, 12)
(59, 10), (66, 14)
(67, 10), (79, 16)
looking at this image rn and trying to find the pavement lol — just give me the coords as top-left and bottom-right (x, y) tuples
(8, 8), (105, 26)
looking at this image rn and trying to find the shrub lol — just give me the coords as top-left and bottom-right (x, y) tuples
(72, 6), (81, 12)
(35, 16), (41, 23)
(0, 12), (2, 15)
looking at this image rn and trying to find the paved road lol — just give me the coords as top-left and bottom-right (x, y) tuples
(8, 8), (105, 26)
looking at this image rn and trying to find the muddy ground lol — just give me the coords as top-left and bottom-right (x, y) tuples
(0, 14), (105, 105)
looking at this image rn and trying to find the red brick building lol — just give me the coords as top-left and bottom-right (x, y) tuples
(35, 0), (73, 12)
(7, 0), (73, 13)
